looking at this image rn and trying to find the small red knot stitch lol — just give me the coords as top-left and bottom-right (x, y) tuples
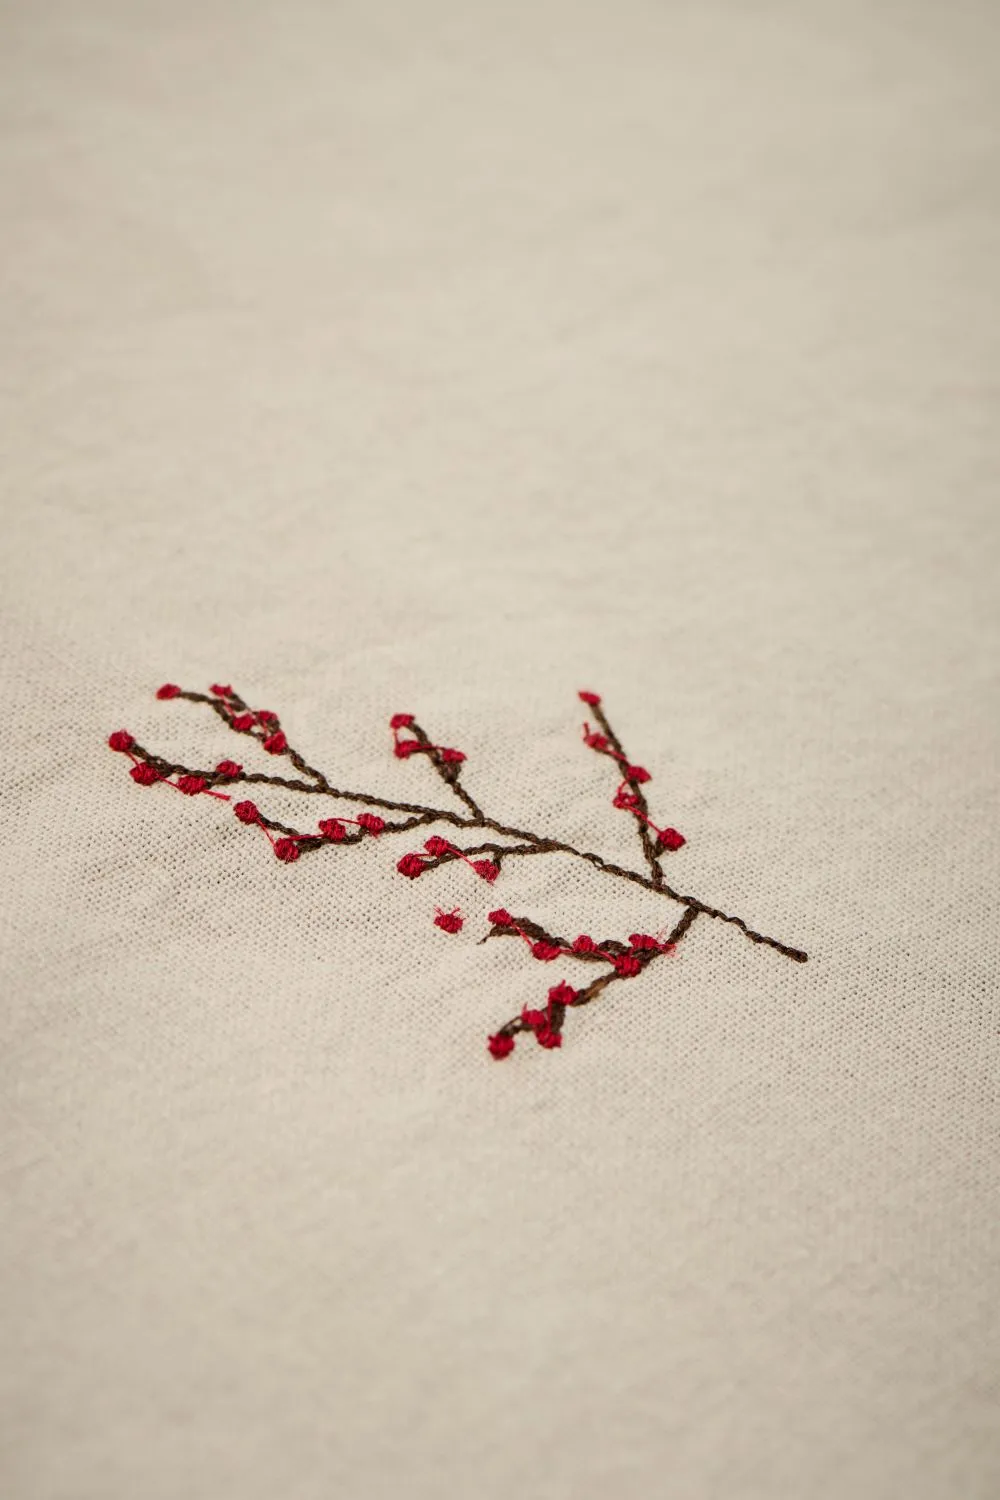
(488, 1034), (515, 1060)
(439, 747), (466, 764)
(214, 760), (242, 777)
(613, 789), (640, 811)
(390, 713), (414, 730)
(583, 727), (610, 751)
(531, 941), (561, 962)
(472, 860), (499, 883)
(613, 954), (642, 977)
(628, 933), (660, 951)
(658, 828), (686, 852)
(230, 714), (254, 732)
(263, 731), (287, 755)
(210, 684), (233, 698)
(177, 775), (207, 796)
(434, 907), (464, 934)
(234, 800), (260, 825)
(273, 838), (300, 863)
(521, 1007), (546, 1030)
(572, 934), (595, 953)
(548, 982), (577, 1007)
(356, 813), (385, 836)
(424, 836), (453, 857)
(256, 711), (278, 725)
(578, 691), (602, 706)
(130, 762), (160, 786)
(397, 852), (427, 879)
(627, 765), (651, 783)
(156, 683), (181, 700)
(108, 730), (134, 753)
(319, 818), (347, 841)
(488, 908), (514, 927)
(535, 1025), (562, 1050)
(394, 740), (421, 759)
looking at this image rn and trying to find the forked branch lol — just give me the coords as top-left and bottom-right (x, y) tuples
(107, 683), (808, 1060)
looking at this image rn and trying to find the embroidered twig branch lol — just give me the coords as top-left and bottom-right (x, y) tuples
(108, 684), (808, 1060)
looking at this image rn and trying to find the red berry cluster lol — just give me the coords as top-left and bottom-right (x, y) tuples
(489, 981), (579, 1057)
(107, 728), (233, 802)
(233, 800), (386, 861)
(487, 909), (675, 975)
(397, 836), (498, 883)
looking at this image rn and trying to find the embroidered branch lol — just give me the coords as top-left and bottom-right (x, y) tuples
(108, 684), (808, 1060)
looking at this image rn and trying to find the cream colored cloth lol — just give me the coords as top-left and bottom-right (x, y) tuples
(2, 3), (998, 1497)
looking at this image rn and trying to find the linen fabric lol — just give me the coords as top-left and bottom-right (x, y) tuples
(1, 3), (998, 1497)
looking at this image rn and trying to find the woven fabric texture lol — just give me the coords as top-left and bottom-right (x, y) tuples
(2, 3), (998, 1497)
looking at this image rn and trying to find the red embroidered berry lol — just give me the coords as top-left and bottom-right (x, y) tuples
(535, 1025), (562, 1050)
(107, 730), (135, 753)
(273, 837), (300, 863)
(521, 1007), (546, 1029)
(578, 691), (601, 706)
(531, 941), (561, 962)
(234, 800), (260, 824)
(627, 765), (651, 783)
(397, 853), (426, 879)
(130, 762), (160, 786)
(439, 747), (466, 764)
(488, 1033), (515, 1060)
(319, 818), (347, 841)
(390, 713), (414, 730)
(613, 789), (640, 810)
(613, 954), (642, 977)
(488, 908), (514, 927)
(256, 710), (278, 725)
(214, 760), (242, 777)
(628, 933), (660, 951)
(177, 775), (207, 796)
(424, 836), (453, 857)
(548, 982), (577, 1007)
(263, 731), (287, 755)
(584, 731), (610, 751)
(230, 714), (254, 732)
(472, 860), (499, 883)
(434, 908), (464, 934)
(210, 684), (233, 698)
(394, 740), (421, 759)
(156, 683), (181, 700)
(572, 934), (596, 953)
(658, 828), (686, 852)
(357, 814), (385, 835)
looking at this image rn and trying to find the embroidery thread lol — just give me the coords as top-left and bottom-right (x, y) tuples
(108, 685), (808, 1059)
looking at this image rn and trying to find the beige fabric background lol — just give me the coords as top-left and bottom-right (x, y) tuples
(2, 2), (998, 1496)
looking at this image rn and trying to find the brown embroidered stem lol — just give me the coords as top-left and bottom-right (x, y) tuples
(128, 742), (471, 823)
(258, 811), (434, 845)
(588, 699), (664, 887)
(405, 717), (484, 822)
(421, 842), (548, 873)
(177, 690), (332, 790)
(110, 683), (810, 1058)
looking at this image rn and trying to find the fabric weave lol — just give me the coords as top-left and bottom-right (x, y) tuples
(2, 3), (998, 1497)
